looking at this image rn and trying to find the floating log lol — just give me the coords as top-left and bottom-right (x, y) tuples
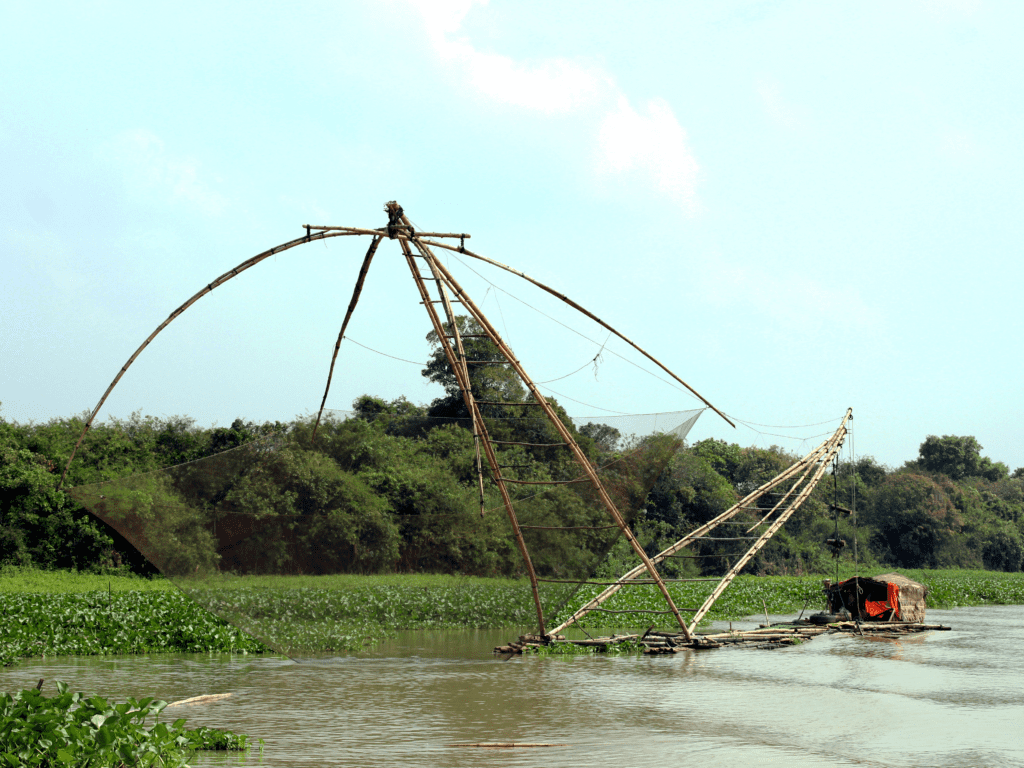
(166, 693), (233, 707)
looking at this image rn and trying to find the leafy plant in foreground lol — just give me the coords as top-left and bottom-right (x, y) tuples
(0, 681), (251, 767)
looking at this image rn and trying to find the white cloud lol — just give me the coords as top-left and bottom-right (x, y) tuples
(459, 45), (605, 112)
(698, 261), (882, 338)
(99, 130), (228, 216)
(597, 97), (700, 212)
(756, 76), (808, 131)
(409, 0), (482, 40)
(406, 0), (701, 212)
(409, 0), (605, 112)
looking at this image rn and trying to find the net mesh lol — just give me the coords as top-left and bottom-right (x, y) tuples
(67, 407), (702, 656)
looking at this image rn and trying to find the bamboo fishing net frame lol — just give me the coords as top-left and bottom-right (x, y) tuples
(58, 201), (733, 639)
(548, 408), (852, 636)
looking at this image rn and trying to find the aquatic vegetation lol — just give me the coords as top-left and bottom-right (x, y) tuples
(0, 566), (174, 595)
(0, 591), (266, 665)
(181, 576), (542, 655)
(892, 569), (1024, 608)
(0, 681), (251, 767)
(0, 574), (541, 663)
(2, 569), (1022, 666)
(556, 570), (1024, 630)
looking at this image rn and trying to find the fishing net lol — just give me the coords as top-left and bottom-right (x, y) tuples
(66, 407), (702, 656)
(60, 208), (723, 654)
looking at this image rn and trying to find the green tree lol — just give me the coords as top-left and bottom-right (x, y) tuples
(0, 442), (115, 570)
(867, 473), (971, 568)
(422, 316), (527, 421)
(918, 434), (1007, 481)
(579, 422), (622, 454)
(221, 445), (398, 574)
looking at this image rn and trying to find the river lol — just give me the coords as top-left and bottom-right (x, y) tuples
(3, 606), (1022, 767)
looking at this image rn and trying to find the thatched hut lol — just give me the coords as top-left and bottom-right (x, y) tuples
(825, 572), (927, 623)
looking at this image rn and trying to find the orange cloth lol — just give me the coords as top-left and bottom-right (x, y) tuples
(887, 582), (901, 619)
(864, 600), (889, 617)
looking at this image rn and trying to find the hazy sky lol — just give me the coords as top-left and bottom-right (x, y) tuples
(2, 0), (1021, 472)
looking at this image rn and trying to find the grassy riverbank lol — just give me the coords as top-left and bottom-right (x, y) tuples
(2, 567), (1023, 665)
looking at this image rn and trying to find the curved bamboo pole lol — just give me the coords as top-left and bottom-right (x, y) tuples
(413, 238), (735, 429)
(312, 235), (384, 440)
(58, 230), (368, 487)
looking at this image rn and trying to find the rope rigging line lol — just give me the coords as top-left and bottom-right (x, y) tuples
(535, 386), (632, 415)
(343, 336), (654, 409)
(344, 337), (424, 366)
(724, 414), (844, 430)
(446, 251), (703, 402)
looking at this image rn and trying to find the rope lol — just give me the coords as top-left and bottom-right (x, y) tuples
(724, 415), (842, 429)
(345, 337), (424, 366)
(447, 251), (701, 400)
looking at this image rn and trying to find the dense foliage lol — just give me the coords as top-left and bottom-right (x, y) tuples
(2, 318), (1022, 579)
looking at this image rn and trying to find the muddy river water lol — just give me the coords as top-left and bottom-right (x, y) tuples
(3, 606), (1022, 767)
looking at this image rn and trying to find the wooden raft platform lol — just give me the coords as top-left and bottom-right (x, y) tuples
(495, 619), (951, 655)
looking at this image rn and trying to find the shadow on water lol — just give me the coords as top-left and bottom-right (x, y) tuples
(3, 607), (1023, 768)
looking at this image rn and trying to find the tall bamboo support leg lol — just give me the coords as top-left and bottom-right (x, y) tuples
(419, 250), (488, 515)
(398, 236), (548, 635)
(407, 226), (691, 640)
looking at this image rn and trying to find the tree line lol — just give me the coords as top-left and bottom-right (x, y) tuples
(2, 320), (1022, 577)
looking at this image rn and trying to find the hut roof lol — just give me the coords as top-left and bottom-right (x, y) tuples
(871, 572), (926, 592)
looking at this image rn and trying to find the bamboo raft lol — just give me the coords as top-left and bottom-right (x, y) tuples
(496, 619), (951, 655)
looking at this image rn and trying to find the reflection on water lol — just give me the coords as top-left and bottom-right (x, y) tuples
(3, 607), (1023, 767)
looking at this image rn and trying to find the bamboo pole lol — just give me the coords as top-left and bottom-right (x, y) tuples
(739, 444), (830, 534)
(547, 438), (830, 636)
(305, 225), (471, 240)
(416, 238), (735, 429)
(302, 225), (392, 236)
(420, 249), (487, 512)
(312, 235), (383, 440)
(58, 230), (364, 487)
(686, 409), (852, 628)
(409, 227), (691, 641)
(397, 233), (548, 635)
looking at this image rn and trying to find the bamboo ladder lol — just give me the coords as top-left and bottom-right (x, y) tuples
(58, 201), (735, 640)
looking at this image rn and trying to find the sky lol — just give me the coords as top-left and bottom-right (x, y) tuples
(2, 0), (1022, 473)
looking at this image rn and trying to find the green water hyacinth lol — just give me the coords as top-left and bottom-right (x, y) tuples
(0, 591), (266, 664)
(0, 681), (252, 767)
